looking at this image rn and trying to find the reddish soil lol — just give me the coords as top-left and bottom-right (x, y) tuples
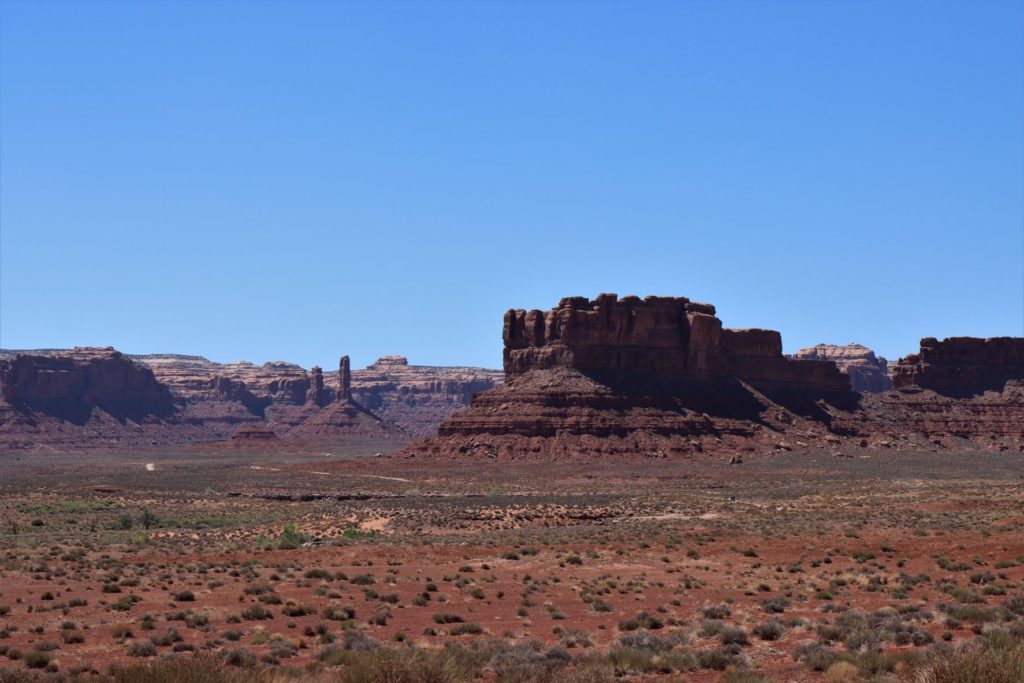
(0, 445), (1022, 680)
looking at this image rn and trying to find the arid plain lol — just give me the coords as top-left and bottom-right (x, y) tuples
(1, 443), (1022, 682)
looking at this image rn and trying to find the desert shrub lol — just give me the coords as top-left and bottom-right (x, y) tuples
(947, 605), (1000, 624)
(24, 650), (53, 669)
(222, 648), (258, 667)
(559, 629), (592, 648)
(761, 596), (790, 614)
(275, 523), (308, 550)
(240, 604), (272, 620)
(905, 636), (1024, 682)
(605, 646), (656, 673)
(60, 629), (85, 644)
(825, 660), (859, 682)
(795, 642), (840, 671)
(139, 509), (160, 530)
(304, 568), (332, 580)
(282, 603), (315, 617)
(172, 591), (195, 602)
(724, 670), (775, 683)
(323, 605), (356, 621)
(615, 629), (676, 653)
(433, 613), (464, 624)
(701, 605), (732, 619)
(127, 641), (157, 657)
(719, 627), (750, 646)
(696, 648), (743, 670)
(753, 620), (786, 641)
(618, 611), (663, 631)
(149, 627), (183, 646)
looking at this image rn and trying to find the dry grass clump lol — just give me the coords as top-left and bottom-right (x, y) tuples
(906, 634), (1024, 683)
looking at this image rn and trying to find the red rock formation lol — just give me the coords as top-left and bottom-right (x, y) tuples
(408, 294), (857, 459)
(308, 366), (326, 406)
(131, 353), (499, 437)
(229, 424), (281, 446)
(344, 356), (504, 436)
(793, 344), (892, 393)
(287, 399), (401, 440)
(407, 296), (1024, 458)
(338, 356), (351, 401)
(503, 294), (852, 405)
(892, 337), (1024, 397)
(0, 348), (176, 423)
(0, 348), (226, 450)
(860, 381), (1024, 452)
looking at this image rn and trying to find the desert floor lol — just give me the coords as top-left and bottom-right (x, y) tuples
(0, 444), (1022, 681)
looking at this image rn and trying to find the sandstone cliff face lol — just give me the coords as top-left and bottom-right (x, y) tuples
(408, 295), (1024, 458)
(892, 337), (1024, 397)
(0, 348), (176, 423)
(792, 344), (892, 393)
(134, 355), (312, 405)
(0, 348), (501, 447)
(0, 348), (220, 449)
(129, 353), (500, 437)
(503, 294), (852, 406)
(410, 294), (858, 458)
(0, 349), (409, 448)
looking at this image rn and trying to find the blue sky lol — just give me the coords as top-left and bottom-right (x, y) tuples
(1, 0), (1021, 369)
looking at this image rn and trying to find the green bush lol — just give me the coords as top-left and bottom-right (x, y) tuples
(275, 523), (308, 550)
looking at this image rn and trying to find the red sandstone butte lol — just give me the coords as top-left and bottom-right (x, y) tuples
(406, 294), (1024, 458)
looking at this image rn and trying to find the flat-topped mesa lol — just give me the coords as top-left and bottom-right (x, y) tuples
(503, 294), (851, 402)
(0, 347), (177, 422)
(892, 337), (1024, 397)
(372, 355), (409, 366)
(338, 356), (352, 401)
(793, 343), (892, 393)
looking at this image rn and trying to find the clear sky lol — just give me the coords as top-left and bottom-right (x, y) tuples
(1, 0), (1022, 370)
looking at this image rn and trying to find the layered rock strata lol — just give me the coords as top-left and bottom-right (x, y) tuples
(410, 294), (858, 458)
(0, 348), (212, 449)
(0, 348), (176, 423)
(339, 356), (504, 436)
(792, 344), (892, 393)
(408, 295), (1024, 458)
(892, 337), (1024, 397)
(0, 347), (502, 448)
(502, 294), (852, 407)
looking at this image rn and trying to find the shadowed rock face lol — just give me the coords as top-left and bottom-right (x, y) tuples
(503, 294), (852, 407)
(0, 348), (176, 424)
(407, 296), (1024, 458)
(892, 337), (1024, 397)
(407, 294), (860, 459)
(792, 344), (892, 393)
